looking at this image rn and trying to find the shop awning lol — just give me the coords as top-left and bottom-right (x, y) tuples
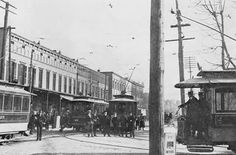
(0, 85), (36, 96)
(60, 95), (74, 101)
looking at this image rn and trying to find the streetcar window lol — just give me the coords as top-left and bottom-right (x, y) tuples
(216, 89), (236, 112)
(4, 94), (13, 112)
(0, 93), (3, 111)
(13, 95), (22, 112)
(22, 96), (29, 112)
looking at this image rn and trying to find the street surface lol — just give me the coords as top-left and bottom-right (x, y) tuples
(0, 127), (235, 155)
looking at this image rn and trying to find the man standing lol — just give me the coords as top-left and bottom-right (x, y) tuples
(35, 110), (44, 141)
(127, 112), (135, 138)
(112, 112), (118, 136)
(101, 111), (111, 137)
(87, 109), (94, 137)
(178, 91), (200, 137)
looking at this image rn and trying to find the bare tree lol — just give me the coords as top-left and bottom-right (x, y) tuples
(196, 0), (236, 69)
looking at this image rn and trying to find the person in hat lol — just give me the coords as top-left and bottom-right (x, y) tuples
(178, 91), (200, 137)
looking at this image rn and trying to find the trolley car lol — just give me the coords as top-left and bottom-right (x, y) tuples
(0, 84), (32, 140)
(175, 70), (236, 152)
(62, 96), (109, 131)
(109, 93), (138, 116)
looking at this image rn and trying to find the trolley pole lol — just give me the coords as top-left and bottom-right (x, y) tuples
(149, 0), (164, 154)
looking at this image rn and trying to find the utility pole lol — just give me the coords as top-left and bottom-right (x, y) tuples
(0, 0), (16, 80)
(173, 0), (189, 105)
(184, 56), (196, 79)
(0, 2), (9, 80)
(149, 0), (164, 154)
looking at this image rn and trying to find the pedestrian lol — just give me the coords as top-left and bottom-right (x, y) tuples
(28, 111), (36, 134)
(118, 114), (127, 137)
(135, 115), (140, 130)
(112, 112), (119, 136)
(139, 113), (145, 131)
(93, 111), (99, 136)
(35, 110), (44, 141)
(127, 112), (135, 138)
(87, 109), (94, 137)
(101, 111), (111, 137)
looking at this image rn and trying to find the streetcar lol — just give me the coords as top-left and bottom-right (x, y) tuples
(175, 70), (236, 152)
(62, 96), (109, 131)
(109, 93), (138, 117)
(0, 84), (33, 140)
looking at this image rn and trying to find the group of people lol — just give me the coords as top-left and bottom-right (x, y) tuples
(178, 91), (209, 139)
(86, 110), (145, 138)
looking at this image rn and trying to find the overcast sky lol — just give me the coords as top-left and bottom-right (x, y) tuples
(1, 0), (236, 100)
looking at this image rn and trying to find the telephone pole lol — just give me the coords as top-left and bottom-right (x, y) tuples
(150, 0), (164, 154)
(0, 0), (16, 80)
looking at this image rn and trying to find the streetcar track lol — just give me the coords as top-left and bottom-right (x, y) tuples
(62, 134), (149, 151)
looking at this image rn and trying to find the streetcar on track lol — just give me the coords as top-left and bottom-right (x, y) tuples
(175, 70), (236, 152)
(109, 93), (138, 116)
(0, 84), (33, 141)
(62, 96), (109, 131)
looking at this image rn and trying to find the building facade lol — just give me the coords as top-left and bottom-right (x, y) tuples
(0, 28), (108, 117)
(0, 28), (145, 120)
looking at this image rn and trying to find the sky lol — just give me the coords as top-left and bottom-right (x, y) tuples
(0, 0), (236, 100)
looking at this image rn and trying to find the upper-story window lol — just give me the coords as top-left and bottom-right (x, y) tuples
(58, 75), (62, 92)
(73, 79), (76, 94)
(38, 68), (43, 88)
(46, 70), (50, 90)
(53, 73), (56, 91)
(18, 63), (27, 85)
(64, 76), (67, 93)
(69, 78), (72, 94)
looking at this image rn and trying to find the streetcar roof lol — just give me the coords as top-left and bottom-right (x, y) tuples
(109, 98), (137, 103)
(0, 85), (35, 96)
(175, 77), (236, 88)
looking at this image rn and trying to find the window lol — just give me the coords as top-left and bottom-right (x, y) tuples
(13, 95), (22, 112)
(58, 75), (62, 92)
(0, 94), (3, 111)
(77, 81), (80, 95)
(216, 88), (236, 112)
(46, 70), (50, 89)
(18, 64), (27, 85)
(81, 82), (84, 95)
(22, 96), (29, 112)
(32, 68), (36, 87)
(4, 94), (13, 112)
(53, 73), (56, 91)
(38, 68), (43, 88)
(85, 83), (88, 95)
(73, 79), (76, 94)
(69, 78), (72, 94)
(64, 76), (67, 93)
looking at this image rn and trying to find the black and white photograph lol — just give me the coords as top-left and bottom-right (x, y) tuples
(0, 0), (236, 154)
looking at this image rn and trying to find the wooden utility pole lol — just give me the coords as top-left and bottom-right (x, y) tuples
(175, 0), (185, 105)
(0, 1), (16, 80)
(149, 0), (164, 154)
(0, 2), (9, 80)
